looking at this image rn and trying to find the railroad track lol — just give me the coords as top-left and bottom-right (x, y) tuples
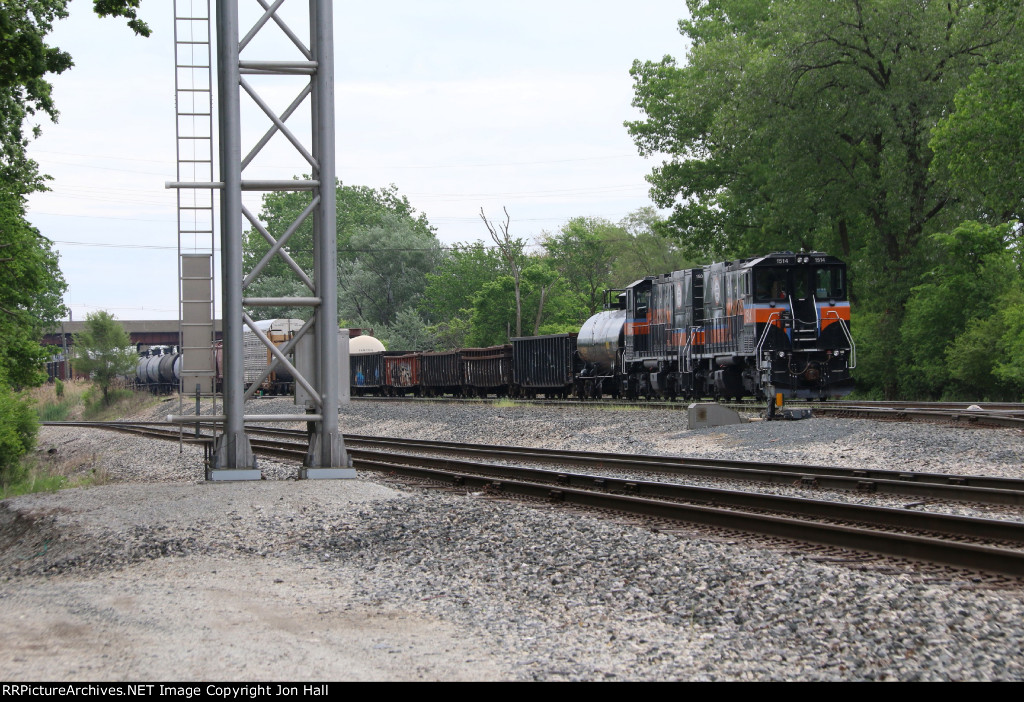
(812, 404), (1024, 428)
(346, 395), (1024, 428)
(45, 420), (1024, 576)
(47, 421), (1024, 504)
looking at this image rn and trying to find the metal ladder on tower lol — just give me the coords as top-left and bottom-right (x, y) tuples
(173, 0), (217, 403)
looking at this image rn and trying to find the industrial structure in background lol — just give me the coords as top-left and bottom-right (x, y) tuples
(167, 0), (350, 480)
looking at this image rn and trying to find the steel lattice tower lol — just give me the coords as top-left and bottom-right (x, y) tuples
(171, 0), (350, 480)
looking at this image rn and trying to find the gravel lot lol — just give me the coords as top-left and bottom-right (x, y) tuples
(2, 398), (1023, 681)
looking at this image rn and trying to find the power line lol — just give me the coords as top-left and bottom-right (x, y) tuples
(29, 147), (641, 172)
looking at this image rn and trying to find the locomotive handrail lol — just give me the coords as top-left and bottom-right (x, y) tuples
(822, 309), (856, 369)
(680, 328), (697, 372)
(754, 310), (782, 366)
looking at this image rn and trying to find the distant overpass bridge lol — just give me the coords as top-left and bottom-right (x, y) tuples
(42, 320), (223, 352)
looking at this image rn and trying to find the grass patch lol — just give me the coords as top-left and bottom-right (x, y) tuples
(592, 403), (647, 411)
(0, 465), (67, 499)
(2, 380), (146, 500)
(81, 386), (159, 421)
(30, 380), (90, 422)
(32, 380), (160, 423)
(493, 398), (517, 408)
(1, 448), (112, 500)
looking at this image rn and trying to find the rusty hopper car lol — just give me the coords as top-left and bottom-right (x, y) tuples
(384, 352), (421, 396)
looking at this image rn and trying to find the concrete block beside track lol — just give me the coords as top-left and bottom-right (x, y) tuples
(688, 402), (747, 429)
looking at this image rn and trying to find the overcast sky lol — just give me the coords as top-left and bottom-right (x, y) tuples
(25, 0), (690, 322)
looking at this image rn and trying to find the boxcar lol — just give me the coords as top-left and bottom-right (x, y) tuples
(242, 318), (302, 395)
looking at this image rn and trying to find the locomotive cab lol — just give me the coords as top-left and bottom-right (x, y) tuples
(747, 253), (855, 399)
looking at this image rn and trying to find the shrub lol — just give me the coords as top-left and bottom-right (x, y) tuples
(0, 384), (38, 488)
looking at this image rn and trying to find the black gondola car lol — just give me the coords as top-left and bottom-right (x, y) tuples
(421, 351), (462, 396)
(461, 345), (512, 397)
(510, 334), (579, 398)
(350, 351), (385, 396)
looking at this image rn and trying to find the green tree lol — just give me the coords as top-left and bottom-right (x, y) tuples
(74, 310), (137, 405)
(466, 276), (519, 347)
(0, 1), (145, 474)
(244, 182), (435, 288)
(542, 217), (619, 315)
(611, 207), (691, 287)
(244, 182), (438, 324)
(466, 261), (587, 347)
(379, 307), (438, 351)
(0, 188), (66, 389)
(626, 0), (1021, 397)
(337, 213), (442, 328)
(1, 0), (149, 190)
(944, 284), (1024, 401)
(479, 207), (528, 338)
(420, 241), (505, 349)
(420, 242), (504, 322)
(931, 51), (1024, 221)
(898, 221), (1021, 398)
(0, 382), (37, 488)
(989, 287), (1024, 392)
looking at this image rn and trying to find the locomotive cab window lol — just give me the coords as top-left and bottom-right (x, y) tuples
(814, 267), (846, 300)
(635, 289), (650, 315)
(754, 269), (789, 302)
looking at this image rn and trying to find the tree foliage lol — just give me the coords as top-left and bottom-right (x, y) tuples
(627, 0), (1022, 397)
(0, 1), (146, 472)
(479, 207), (527, 338)
(897, 222), (1023, 400)
(420, 241), (504, 349)
(420, 242), (504, 323)
(0, 188), (66, 388)
(243, 182), (439, 327)
(0, 383), (37, 486)
(542, 217), (618, 315)
(73, 310), (137, 404)
(244, 182), (435, 284)
(931, 51), (1024, 222)
(611, 207), (691, 287)
(0, 0), (149, 190)
(337, 213), (442, 328)
(378, 308), (437, 352)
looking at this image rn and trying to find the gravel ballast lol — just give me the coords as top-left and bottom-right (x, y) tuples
(2, 398), (1023, 681)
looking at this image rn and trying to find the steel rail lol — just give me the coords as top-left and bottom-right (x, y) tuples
(343, 452), (1024, 545)
(336, 434), (1024, 501)
(813, 406), (1024, 427)
(354, 457), (1024, 577)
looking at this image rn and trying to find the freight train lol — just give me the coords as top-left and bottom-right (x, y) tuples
(134, 252), (855, 403)
(354, 252), (855, 403)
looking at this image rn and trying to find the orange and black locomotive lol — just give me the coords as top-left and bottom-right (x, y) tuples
(577, 252), (855, 402)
